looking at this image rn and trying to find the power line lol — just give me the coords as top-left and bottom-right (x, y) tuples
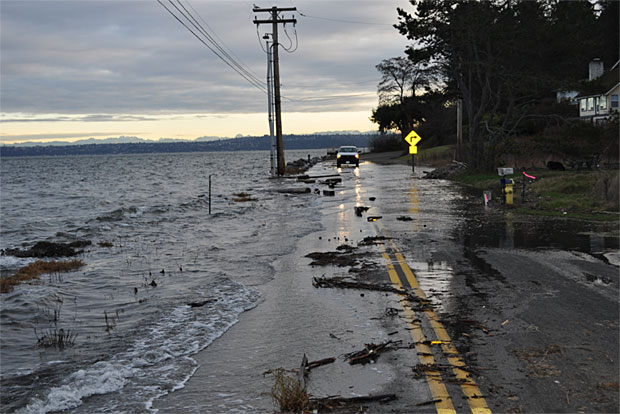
(186, 0), (258, 79)
(284, 92), (376, 102)
(297, 10), (393, 26)
(157, 0), (267, 93)
(281, 25), (298, 53)
(175, 0), (264, 86)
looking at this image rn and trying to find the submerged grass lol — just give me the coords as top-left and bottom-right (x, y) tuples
(0, 259), (84, 293)
(35, 327), (78, 348)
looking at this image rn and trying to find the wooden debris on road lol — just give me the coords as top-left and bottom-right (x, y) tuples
(345, 340), (399, 365)
(306, 357), (336, 371)
(312, 276), (405, 294)
(276, 187), (311, 194)
(310, 393), (397, 411)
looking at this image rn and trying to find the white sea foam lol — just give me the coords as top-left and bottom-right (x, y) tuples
(0, 255), (36, 270)
(19, 361), (133, 414)
(18, 281), (259, 414)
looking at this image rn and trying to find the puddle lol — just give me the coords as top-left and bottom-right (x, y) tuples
(456, 212), (619, 256)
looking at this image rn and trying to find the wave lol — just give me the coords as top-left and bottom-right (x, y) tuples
(17, 278), (259, 414)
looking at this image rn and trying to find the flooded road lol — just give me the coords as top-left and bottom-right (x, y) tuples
(155, 158), (619, 413)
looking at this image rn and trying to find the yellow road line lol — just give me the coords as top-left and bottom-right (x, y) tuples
(381, 229), (492, 414)
(378, 244), (456, 414)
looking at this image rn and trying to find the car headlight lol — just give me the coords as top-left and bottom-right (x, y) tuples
(337, 154), (341, 158)
(355, 154), (359, 158)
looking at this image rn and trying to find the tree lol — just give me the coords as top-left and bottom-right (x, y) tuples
(394, 0), (604, 170)
(375, 57), (433, 105)
(370, 95), (425, 137)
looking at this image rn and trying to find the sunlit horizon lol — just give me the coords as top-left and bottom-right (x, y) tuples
(0, 109), (380, 145)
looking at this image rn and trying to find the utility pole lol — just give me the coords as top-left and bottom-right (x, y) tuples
(263, 34), (276, 177)
(456, 99), (463, 161)
(254, 6), (296, 176)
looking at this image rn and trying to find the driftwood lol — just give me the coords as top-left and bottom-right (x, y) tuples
(310, 393), (397, 411)
(306, 357), (336, 371)
(312, 276), (405, 295)
(276, 187), (311, 194)
(298, 354), (308, 390)
(345, 340), (399, 365)
(291, 174), (341, 180)
(188, 299), (217, 308)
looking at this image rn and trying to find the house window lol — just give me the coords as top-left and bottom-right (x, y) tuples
(600, 97), (607, 110)
(587, 97), (594, 111)
(580, 99), (587, 111)
(612, 95), (619, 108)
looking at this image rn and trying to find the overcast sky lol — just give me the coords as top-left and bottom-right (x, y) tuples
(1, 0), (413, 143)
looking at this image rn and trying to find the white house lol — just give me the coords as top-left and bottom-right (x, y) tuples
(577, 59), (620, 125)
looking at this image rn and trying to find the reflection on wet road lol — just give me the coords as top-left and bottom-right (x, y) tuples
(335, 159), (618, 413)
(155, 158), (618, 413)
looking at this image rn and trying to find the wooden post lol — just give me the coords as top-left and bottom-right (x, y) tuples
(456, 99), (463, 161)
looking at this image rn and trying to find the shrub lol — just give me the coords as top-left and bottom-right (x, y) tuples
(270, 368), (309, 413)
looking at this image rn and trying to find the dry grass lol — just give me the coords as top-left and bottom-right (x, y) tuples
(0, 259), (84, 293)
(270, 368), (310, 413)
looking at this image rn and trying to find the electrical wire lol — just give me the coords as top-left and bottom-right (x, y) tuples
(159, 1), (375, 104)
(186, 0), (262, 82)
(171, 0), (265, 87)
(281, 25), (298, 53)
(157, 0), (267, 93)
(297, 11), (393, 26)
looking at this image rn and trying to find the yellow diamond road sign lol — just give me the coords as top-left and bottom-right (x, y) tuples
(404, 130), (421, 154)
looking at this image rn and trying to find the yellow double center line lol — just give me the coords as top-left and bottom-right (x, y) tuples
(374, 223), (491, 414)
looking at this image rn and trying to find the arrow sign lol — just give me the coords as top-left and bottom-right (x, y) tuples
(404, 130), (422, 154)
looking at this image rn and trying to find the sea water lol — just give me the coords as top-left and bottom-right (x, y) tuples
(0, 150), (324, 413)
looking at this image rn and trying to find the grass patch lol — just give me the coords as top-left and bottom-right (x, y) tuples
(35, 327), (78, 348)
(270, 368), (310, 413)
(454, 169), (619, 220)
(0, 259), (84, 293)
(516, 207), (619, 222)
(417, 145), (454, 167)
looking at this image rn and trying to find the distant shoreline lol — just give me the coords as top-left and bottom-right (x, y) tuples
(0, 134), (374, 158)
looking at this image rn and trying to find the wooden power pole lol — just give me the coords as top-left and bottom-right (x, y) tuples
(254, 6), (296, 176)
(456, 99), (463, 161)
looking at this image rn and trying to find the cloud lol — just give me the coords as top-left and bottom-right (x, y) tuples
(0, 132), (129, 142)
(1, 0), (411, 116)
(0, 114), (157, 123)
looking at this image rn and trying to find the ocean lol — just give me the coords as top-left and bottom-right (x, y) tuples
(0, 150), (325, 413)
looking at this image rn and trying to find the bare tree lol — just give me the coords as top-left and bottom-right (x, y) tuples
(376, 57), (432, 105)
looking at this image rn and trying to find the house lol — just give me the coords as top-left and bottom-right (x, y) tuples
(576, 59), (620, 125)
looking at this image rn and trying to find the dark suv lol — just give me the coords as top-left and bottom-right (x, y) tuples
(336, 146), (359, 168)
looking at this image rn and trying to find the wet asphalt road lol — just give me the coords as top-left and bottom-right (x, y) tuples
(156, 158), (619, 413)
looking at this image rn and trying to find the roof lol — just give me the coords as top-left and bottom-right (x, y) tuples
(576, 67), (620, 98)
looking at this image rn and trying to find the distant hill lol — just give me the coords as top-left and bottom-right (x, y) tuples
(0, 134), (373, 157)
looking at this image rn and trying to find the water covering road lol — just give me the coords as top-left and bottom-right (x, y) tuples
(157, 158), (618, 413)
